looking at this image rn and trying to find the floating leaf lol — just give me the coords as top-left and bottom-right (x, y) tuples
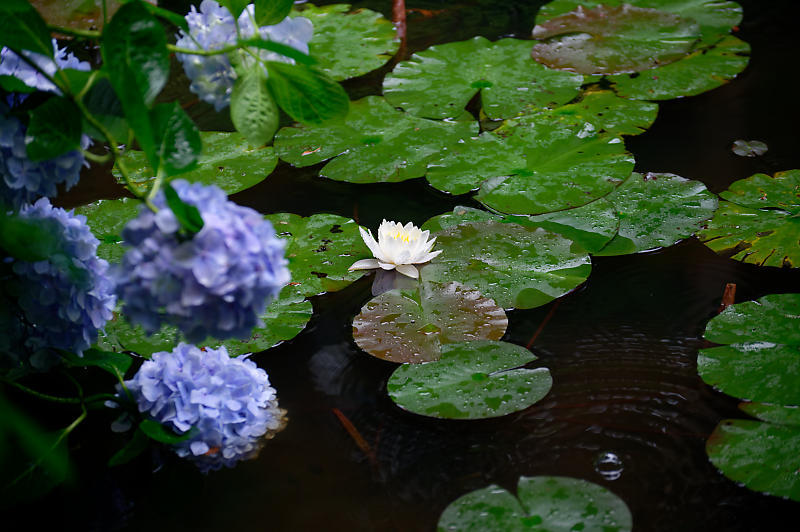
(595, 172), (717, 256)
(384, 37), (583, 120)
(113, 131), (278, 195)
(739, 402), (800, 426)
(75, 197), (140, 263)
(353, 282), (507, 364)
(275, 96), (477, 183)
(732, 139), (768, 158)
(421, 221), (591, 309)
(438, 475), (632, 531)
(387, 340), (551, 419)
(698, 294), (800, 405)
(698, 170), (800, 268)
(293, 3), (399, 80)
(531, 4), (700, 75)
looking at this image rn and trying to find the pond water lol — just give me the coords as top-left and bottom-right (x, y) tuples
(10, 0), (800, 530)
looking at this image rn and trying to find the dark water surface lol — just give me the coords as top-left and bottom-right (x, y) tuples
(14, 1), (800, 530)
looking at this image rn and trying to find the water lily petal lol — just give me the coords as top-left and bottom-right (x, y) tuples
(395, 264), (419, 278)
(349, 258), (381, 271)
(378, 261), (397, 270)
(416, 248), (443, 263)
(359, 227), (386, 262)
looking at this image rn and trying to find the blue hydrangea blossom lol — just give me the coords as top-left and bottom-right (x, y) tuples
(114, 179), (290, 342)
(124, 343), (286, 472)
(0, 39), (90, 94)
(175, 0), (313, 110)
(10, 198), (116, 355)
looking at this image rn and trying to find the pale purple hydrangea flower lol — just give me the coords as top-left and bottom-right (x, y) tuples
(114, 179), (290, 343)
(124, 343), (286, 472)
(10, 198), (116, 355)
(0, 39), (90, 94)
(175, 0), (313, 110)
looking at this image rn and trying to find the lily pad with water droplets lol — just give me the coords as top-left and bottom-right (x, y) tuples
(274, 96), (477, 183)
(292, 4), (399, 81)
(353, 282), (507, 364)
(438, 475), (633, 530)
(594, 172), (717, 256)
(387, 340), (550, 419)
(421, 221), (592, 309)
(383, 37), (583, 120)
(698, 293), (800, 406)
(76, 197), (140, 263)
(732, 139), (768, 157)
(698, 170), (800, 268)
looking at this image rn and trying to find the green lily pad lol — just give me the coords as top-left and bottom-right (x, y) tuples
(438, 475), (632, 531)
(265, 212), (367, 297)
(732, 139), (768, 158)
(531, 4), (701, 75)
(387, 340), (551, 419)
(292, 3), (399, 81)
(698, 294), (800, 405)
(383, 37), (583, 120)
(353, 282), (508, 364)
(706, 418), (800, 501)
(113, 131), (278, 194)
(739, 402), (800, 426)
(698, 170), (800, 268)
(274, 96), (478, 183)
(421, 221), (592, 310)
(75, 197), (140, 263)
(594, 172), (717, 256)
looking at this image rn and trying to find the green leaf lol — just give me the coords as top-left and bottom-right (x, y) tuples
(142, 3), (190, 32)
(420, 221), (591, 310)
(96, 311), (178, 356)
(25, 97), (82, 161)
(274, 96), (478, 184)
(254, 0), (293, 26)
(595, 172), (718, 256)
(292, 3), (399, 81)
(60, 348), (132, 377)
(698, 170), (800, 268)
(353, 281), (508, 363)
(139, 419), (191, 444)
(75, 197), (141, 263)
(0, 212), (64, 262)
(82, 76), (129, 141)
(383, 37), (583, 120)
(438, 475), (632, 531)
(221, 0), (250, 19)
(387, 340), (551, 419)
(0, 75), (37, 93)
(266, 62), (349, 124)
(163, 182), (204, 235)
(150, 102), (202, 176)
(0, 0), (53, 57)
(739, 402), (800, 427)
(108, 427), (149, 467)
(239, 37), (315, 66)
(230, 68), (280, 147)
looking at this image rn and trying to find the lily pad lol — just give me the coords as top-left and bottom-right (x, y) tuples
(292, 4), (399, 81)
(531, 4), (701, 75)
(383, 37), (583, 120)
(698, 294), (800, 405)
(75, 197), (140, 263)
(352, 282), (508, 364)
(595, 172), (717, 256)
(274, 96), (478, 183)
(387, 340), (551, 419)
(732, 139), (768, 157)
(438, 475), (632, 531)
(739, 402), (800, 426)
(265, 212), (367, 297)
(421, 221), (592, 310)
(698, 170), (800, 268)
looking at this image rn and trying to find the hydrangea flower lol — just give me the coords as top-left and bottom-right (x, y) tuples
(175, 0), (313, 110)
(123, 343), (286, 472)
(0, 39), (90, 94)
(114, 179), (290, 343)
(349, 220), (443, 279)
(9, 198), (116, 355)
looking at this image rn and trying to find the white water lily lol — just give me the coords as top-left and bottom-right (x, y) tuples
(349, 220), (442, 279)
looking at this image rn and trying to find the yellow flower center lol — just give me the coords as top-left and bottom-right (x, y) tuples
(390, 230), (414, 243)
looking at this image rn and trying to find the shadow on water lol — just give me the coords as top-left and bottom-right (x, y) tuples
(18, 0), (800, 531)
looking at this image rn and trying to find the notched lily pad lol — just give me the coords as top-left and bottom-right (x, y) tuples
(353, 282), (507, 364)
(274, 96), (477, 183)
(732, 139), (768, 157)
(387, 340), (551, 419)
(698, 170), (800, 268)
(76, 197), (140, 263)
(438, 475), (632, 531)
(531, 4), (701, 75)
(384, 37), (583, 120)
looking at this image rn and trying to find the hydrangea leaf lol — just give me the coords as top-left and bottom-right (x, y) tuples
(266, 62), (349, 125)
(292, 3), (399, 81)
(75, 197), (140, 263)
(0, 0), (54, 58)
(438, 475), (633, 531)
(594, 172), (717, 256)
(739, 402), (800, 427)
(706, 419), (800, 502)
(383, 37), (583, 120)
(265, 212), (367, 297)
(698, 170), (800, 268)
(353, 281), (508, 364)
(531, 4), (700, 75)
(387, 340), (551, 419)
(421, 221), (592, 309)
(274, 96), (477, 183)
(113, 131), (278, 195)
(698, 294), (800, 405)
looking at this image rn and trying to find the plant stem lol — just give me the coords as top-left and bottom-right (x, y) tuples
(0, 378), (82, 404)
(167, 43), (240, 56)
(81, 149), (112, 164)
(47, 25), (101, 39)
